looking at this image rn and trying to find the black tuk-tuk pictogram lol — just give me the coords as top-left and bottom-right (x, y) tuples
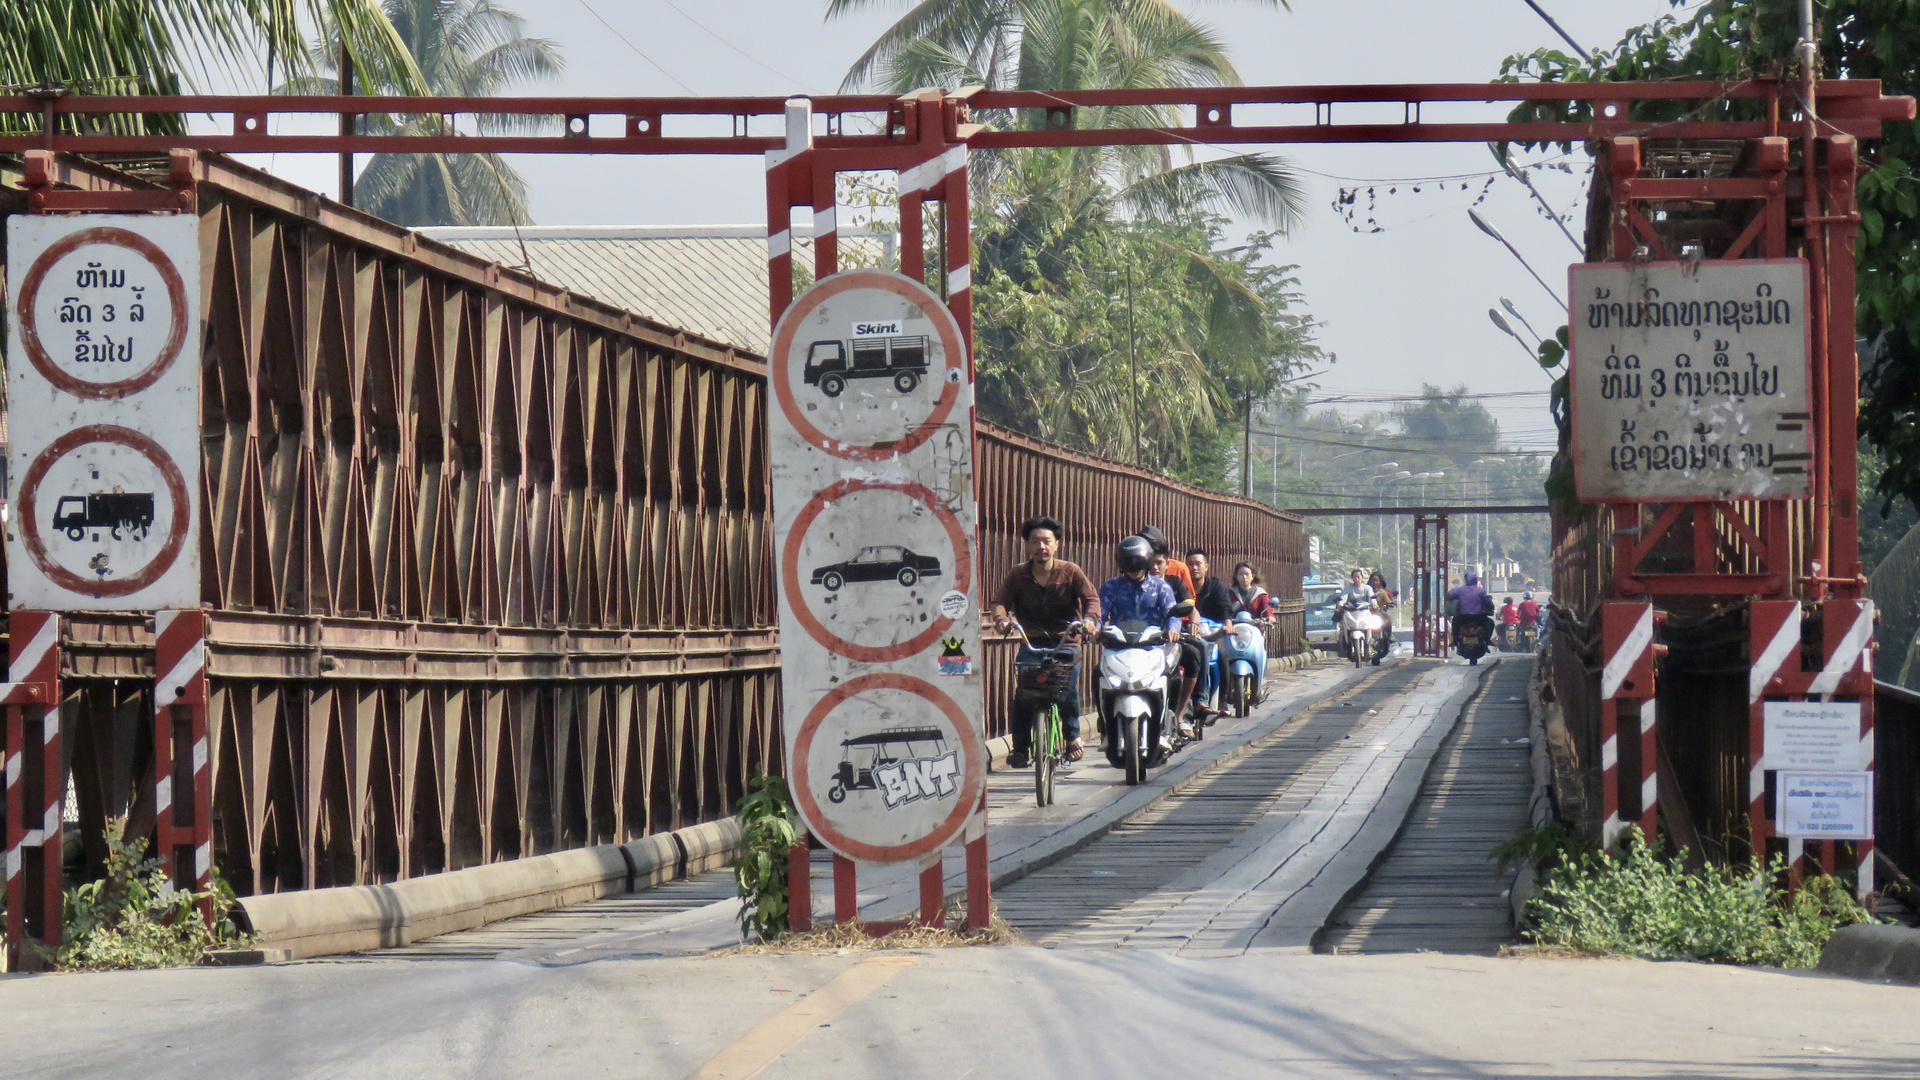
(827, 726), (948, 803)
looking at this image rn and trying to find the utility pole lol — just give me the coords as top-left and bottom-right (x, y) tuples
(1126, 261), (1141, 465)
(1242, 392), (1253, 498)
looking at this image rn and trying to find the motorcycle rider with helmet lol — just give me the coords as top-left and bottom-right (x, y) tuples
(1098, 535), (1185, 759)
(1446, 570), (1496, 654)
(1336, 568), (1384, 661)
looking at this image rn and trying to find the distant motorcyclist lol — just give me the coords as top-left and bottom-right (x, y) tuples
(1498, 597), (1520, 650)
(1518, 592), (1541, 632)
(1336, 568), (1383, 660)
(1446, 571), (1496, 652)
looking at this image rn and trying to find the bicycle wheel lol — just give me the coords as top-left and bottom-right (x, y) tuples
(1033, 704), (1056, 807)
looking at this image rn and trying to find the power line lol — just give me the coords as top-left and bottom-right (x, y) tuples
(574, 0), (697, 94)
(1248, 425), (1557, 456)
(651, 0), (820, 92)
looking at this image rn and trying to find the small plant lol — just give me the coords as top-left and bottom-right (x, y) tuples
(1490, 821), (1592, 877)
(731, 774), (800, 943)
(57, 816), (247, 971)
(1522, 827), (1870, 967)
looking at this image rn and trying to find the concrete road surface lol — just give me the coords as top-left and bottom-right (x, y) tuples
(8, 946), (1916, 1079)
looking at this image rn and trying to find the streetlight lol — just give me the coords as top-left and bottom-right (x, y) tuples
(1488, 308), (1542, 365)
(1500, 298), (1543, 343)
(1468, 207), (1568, 310)
(1371, 470), (1415, 626)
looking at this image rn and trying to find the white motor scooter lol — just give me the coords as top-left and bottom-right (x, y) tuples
(1098, 608), (1186, 785)
(1338, 597), (1386, 668)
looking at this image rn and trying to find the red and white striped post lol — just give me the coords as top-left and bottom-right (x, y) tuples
(1599, 602), (1657, 846)
(3, 611), (62, 969)
(1747, 599), (1803, 872)
(152, 610), (212, 904)
(1812, 598), (1875, 899)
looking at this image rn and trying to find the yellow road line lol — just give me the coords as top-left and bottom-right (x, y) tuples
(687, 955), (919, 1080)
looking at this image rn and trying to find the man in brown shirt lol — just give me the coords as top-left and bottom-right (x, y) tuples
(990, 515), (1100, 765)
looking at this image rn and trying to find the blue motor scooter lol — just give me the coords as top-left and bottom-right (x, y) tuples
(1217, 611), (1268, 718)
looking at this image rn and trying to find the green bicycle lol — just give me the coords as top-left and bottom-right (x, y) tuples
(1011, 623), (1079, 808)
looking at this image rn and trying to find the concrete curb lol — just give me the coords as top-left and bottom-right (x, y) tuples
(1818, 923), (1920, 985)
(238, 818), (742, 960)
(1512, 654), (1554, 928)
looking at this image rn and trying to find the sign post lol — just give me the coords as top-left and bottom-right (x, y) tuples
(769, 268), (984, 929)
(5, 214), (204, 963)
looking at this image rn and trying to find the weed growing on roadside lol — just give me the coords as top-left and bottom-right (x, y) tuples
(732, 774), (800, 943)
(57, 817), (247, 971)
(1522, 827), (1870, 967)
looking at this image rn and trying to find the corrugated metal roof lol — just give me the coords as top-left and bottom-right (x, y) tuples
(418, 224), (892, 356)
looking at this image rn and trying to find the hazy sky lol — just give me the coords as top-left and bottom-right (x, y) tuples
(224, 0), (1681, 452)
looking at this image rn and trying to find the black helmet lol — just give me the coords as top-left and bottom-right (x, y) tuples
(1115, 535), (1154, 573)
(1137, 525), (1169, 556)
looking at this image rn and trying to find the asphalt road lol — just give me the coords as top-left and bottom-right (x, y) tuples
(7, 946), (1917, 1079)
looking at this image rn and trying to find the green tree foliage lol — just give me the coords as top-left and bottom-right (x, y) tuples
(290, 0), (562, 226)
(832, 0), (1316, 486)
(0, 0), (424, 135)
(1496, 0), (1920, 522)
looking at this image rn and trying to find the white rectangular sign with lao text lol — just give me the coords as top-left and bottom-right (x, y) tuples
(1570, 260), (1811, 502)
(1777, 770), (1874, 840)
(1762, 701), (1864, 770)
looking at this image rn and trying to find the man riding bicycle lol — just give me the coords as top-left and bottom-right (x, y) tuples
(990, 515), (1100, 766)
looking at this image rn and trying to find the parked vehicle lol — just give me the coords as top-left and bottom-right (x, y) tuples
(811, 545), (942, 590)
(1302, 583), (1343, 649)
(1219, 611), (1267, 717)
(802, 334), (930, 397)
(1098, 614), (1183, 785)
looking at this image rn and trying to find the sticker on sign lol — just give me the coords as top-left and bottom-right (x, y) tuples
(1776, 770), (1873, 839)
(852, 319), (903, 338)
(1570, 259), (1811, 502)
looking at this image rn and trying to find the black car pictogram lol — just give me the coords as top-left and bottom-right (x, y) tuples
(811, 545), (942, 590)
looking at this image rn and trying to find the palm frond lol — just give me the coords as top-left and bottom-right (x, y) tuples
(1115, 153), (1305, 231)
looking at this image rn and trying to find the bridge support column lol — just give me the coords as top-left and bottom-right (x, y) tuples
(3, 612), (62, 970)
(1600, 603), (1657, 847)
(152, 611), (212, 908)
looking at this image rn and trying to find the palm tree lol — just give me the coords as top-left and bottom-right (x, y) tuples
(295, 0), (562, 226)
(0, 0), (423, 136)
(829, 0), (1303, 229)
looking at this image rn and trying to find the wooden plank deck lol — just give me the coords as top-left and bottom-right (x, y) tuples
(996, 664), (1432, 946)
(1319, 657), (1534, 955)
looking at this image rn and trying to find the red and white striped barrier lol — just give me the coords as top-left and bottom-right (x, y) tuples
(1599, 603), (1657, 846)
(1746, 600), (1803, 866)
(152, 609), (211, 897)
(4, 611), (61, 967)
(1821, 599), (1876, 900)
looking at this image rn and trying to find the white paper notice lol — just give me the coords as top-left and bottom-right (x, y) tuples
(1761, 701), (1864, 770)
(1776, 771), (1874, 840)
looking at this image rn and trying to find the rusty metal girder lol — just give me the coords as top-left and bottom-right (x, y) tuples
(0, 81), (1907, 157)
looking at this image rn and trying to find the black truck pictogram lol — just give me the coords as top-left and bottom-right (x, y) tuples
(802, 335), (930, 397)
(53, 492), (155, 541)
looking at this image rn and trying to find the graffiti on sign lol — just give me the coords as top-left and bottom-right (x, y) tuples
(1569, 259), (1812, 502)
